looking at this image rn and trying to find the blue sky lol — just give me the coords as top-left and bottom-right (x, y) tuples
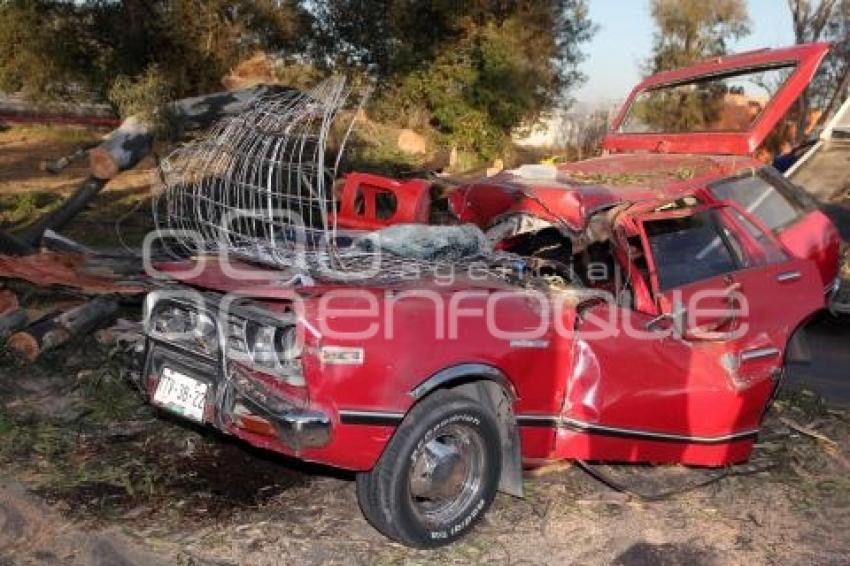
(574, 0), (796, 105)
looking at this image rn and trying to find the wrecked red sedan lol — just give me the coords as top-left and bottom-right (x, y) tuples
(141, 44), (840, 548)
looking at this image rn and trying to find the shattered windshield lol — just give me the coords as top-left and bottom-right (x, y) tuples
(619, 64), (796, 134)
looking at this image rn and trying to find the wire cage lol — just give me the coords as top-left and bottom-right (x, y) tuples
(153, 77), (356, 265)
(152, 77), (522, 285)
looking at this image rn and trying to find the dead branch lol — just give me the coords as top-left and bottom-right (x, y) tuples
(20, 84), (293, 248)
(779, 416), (840, 447)
(40, 145), (95, 175)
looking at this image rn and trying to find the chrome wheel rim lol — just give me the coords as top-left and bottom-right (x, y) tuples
(408, 423), (485, 527)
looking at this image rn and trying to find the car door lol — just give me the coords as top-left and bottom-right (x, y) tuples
(565, 204), (823, 464)
(707, 168), (840, 290)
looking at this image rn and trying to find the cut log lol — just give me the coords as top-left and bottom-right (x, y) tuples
(89, 115), (155, 180)
(0, 289), (27, 338)
(7, 311), (61, 361)
(21, 176), (107, 246)
(0, 310), (28, 338)
(88, 84), (293, 181)
(7, 297), (119, 361)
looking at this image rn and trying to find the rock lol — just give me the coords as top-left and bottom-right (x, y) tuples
(222, 52), (275, 91)
(486, 158), (505, 177)
(396, 129), (428, 155)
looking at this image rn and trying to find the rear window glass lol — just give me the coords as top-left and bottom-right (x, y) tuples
(710, 175), (800, 232)
(644, 211), (740, 290)
(620, 65), (794, 134)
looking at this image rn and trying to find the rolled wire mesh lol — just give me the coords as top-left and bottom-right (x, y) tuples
(153, 77), (520, 284)
(154, 77), (349, 262)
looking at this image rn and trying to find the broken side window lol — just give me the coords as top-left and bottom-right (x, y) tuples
(353, 187), (365, 215)
(375, 189), (398, 220)
(644, 211), (740, 290)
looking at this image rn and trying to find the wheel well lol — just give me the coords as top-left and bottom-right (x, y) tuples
(785, 312), (821, 364)
(413, 377), (524, 498)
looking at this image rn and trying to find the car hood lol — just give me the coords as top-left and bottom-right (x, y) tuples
(603, 42), (830, 156)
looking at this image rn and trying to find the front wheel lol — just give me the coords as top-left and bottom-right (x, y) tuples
(356, 390), (502, 548)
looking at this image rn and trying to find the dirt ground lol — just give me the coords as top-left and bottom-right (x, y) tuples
(0, 336), (848, 565)
(0, 124), (848, 564)
(0, 123), (159, 248)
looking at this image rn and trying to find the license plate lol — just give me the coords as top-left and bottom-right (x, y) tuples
(153, 367), (208, 422)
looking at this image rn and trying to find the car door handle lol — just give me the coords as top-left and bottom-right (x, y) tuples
(776, 270), (801, 282)
(740, 347), (781, 362)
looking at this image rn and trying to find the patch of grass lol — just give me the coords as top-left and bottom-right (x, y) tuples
(0, 190), (63, 227)
(0, 414), (70, 465)
(76, 367), (142, 423)
(340, 128), (426, 178)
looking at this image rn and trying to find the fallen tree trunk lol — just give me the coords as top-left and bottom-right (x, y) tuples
(88, 116), (155, 180)
(21, 176), (107, 245)
(0, 229), (34, 255)
(88, 84), (291, 181)
(21, 84), (292, 248)
(7, 297), (118, 361)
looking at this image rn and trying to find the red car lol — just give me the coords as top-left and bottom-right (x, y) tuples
(142, 43), (841, 547)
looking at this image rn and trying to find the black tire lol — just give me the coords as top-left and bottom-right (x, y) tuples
(355, 390), (501, 548)
(355, 469), (396, 538)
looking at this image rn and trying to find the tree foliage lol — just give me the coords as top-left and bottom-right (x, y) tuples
(0, 0), (595, 160)
(647, 0), (751, 73)
(0, 0), (308, 103)
(638, 0), (750, 136)
(314, 1), (594, 158)
(788, 0), (850, 127)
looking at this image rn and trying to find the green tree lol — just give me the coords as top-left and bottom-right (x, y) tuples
(647, 0), (751, 73)
(637, 0), (750, 134)
(0, 0), (310, 103)
(314, 1), (595, 159)
(788, 0), (850, 132)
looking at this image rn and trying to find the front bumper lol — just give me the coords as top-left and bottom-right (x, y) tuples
(143, 340), (331, 452)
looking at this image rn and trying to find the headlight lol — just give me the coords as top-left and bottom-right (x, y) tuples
(227, 317), (303, 384)
(147, 301), (218, 356)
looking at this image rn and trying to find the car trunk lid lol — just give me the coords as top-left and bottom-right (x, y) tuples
(603, 42), (830, 156)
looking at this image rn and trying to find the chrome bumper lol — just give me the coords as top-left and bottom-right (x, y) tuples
(229, 364), (331, 450)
